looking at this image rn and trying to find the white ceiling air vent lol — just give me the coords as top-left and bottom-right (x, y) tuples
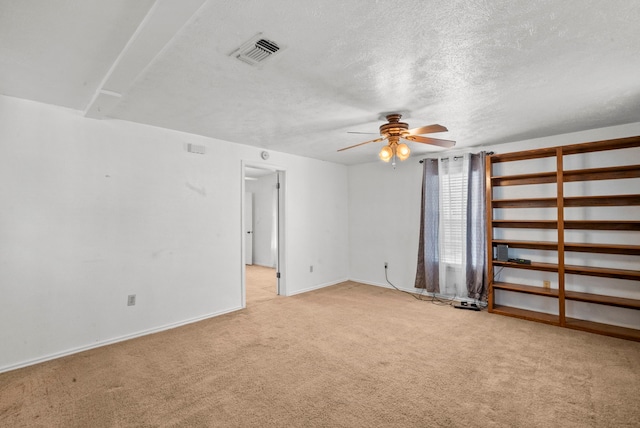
(186, 143), (206, 154)
(230, 34), (282, 66)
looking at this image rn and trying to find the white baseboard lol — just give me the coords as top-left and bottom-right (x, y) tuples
(349, 278), (431, 295)
(1, 279), (487, 374)
(286, 278), (349, 296)
(0, 306), (243, 374)
(348, 278), (486, 305)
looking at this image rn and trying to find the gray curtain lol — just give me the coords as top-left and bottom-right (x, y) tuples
(414, 153), (487, 301)
(414, 159), (439, 292)
(466, 152), (487, 300)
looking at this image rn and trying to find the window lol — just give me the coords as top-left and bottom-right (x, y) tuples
(438, 157), (468, 266)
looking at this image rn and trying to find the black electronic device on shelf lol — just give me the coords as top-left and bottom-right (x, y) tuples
(496, 244), (509, 261)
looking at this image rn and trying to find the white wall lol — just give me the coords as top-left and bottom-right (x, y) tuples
(348, 123), (640, 327)
(284, 158), (350, 294)
(0, 95), (349, 372)
(245, 173), (277, 267)
(348, 159), (424, 290)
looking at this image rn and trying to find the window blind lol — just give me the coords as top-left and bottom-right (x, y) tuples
(439, 158), (468, 265)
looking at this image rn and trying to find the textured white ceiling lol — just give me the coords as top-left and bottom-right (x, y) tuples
(1, 0), (639, 164)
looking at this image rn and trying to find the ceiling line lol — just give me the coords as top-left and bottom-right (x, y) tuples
(84, 0), (207, 119)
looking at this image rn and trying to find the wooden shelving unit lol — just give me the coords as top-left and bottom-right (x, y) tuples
(486, 136), (640, 341)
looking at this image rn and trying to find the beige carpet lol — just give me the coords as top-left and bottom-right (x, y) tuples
(245, 264), (278, 305)
(1, 280), (639, 427)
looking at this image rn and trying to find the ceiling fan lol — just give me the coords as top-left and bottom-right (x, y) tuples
(338, 113), (455, 164)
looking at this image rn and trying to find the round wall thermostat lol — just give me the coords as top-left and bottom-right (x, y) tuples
(261, 151), (270, 160)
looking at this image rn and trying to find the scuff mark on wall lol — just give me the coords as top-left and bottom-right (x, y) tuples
(151, 249), (166, 259)
(185, 182), (206, 197)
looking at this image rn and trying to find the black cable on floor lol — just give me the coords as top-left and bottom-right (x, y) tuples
(384, 266), (456, 306)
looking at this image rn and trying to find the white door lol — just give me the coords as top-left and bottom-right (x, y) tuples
(245, 192), (253, 265)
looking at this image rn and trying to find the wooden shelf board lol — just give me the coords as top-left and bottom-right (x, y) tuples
(564, 243), (640, 255)
(492, 195), (640, 208)
(491, 172), (556, 186)
(492, 239), (558, 251)
(490, 148), (558, 162)
(493, 282), (559, 298)
(564, 165), (640, 182)
(564, 318), (640, 342)
(560, 136), (640, 155)
(565, 291), (640, 309)
(565, 265), (640, 281)
(493, 260), (559, 272)
(489, 310), (640, 341)
(493, 220), (557, 229)
(564, 194), (640, 207)
(492, 198), (557, 208)
(491, 305), (560, 325)
(565, 220), (640, 231)
(489, 136), (640, 163)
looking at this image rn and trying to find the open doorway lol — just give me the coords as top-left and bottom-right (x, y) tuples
(242, 163), (285, 307)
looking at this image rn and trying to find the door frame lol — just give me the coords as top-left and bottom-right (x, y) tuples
(244, 191), (254, 265)
(241, 160), (287, 308)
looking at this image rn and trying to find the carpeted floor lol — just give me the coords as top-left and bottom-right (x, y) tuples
(1, 279), (639, 427)
(245, 264), (278, 305)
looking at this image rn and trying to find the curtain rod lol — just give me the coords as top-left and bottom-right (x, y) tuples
(419, 151), (495, 163)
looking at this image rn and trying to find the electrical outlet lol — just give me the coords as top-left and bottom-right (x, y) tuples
(127, 294), (136, 306)
(310, 265), (313, 273)
(543, 280), (550, 289)
(384, 262), (388, 269)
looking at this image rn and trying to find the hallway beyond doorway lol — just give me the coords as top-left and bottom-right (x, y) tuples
(245, 265), (278, 305)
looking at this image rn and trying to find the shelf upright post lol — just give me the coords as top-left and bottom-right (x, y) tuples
(486, 154), (495, 312)
(556, 147), (566, 326)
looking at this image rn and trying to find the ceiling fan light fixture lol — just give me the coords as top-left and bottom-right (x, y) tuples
(396, 143), (410, 161)
(379, 145), (393, 162)
(338, 113), (455, 165)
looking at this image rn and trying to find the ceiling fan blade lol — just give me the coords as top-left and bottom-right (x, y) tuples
(404, 135), (456, 148)
(337, 137), (386, 152)
(347, 131), (379, 135)
(407, 124), (448, 135)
